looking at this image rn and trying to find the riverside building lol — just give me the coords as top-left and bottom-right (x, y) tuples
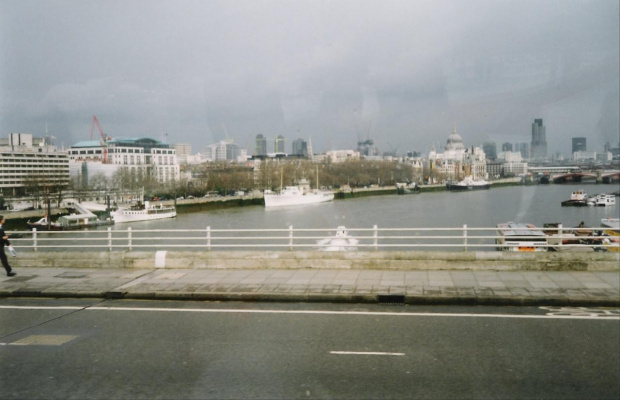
(0, 133), (69, 196)
(68, 137), (179, 185)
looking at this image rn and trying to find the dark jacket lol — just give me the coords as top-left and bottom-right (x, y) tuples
(0, 226), (10, 248)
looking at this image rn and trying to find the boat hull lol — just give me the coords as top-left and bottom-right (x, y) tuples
(446, 183), (491, 191)
(112, 210), (176, 223)
(27, 220), (113, 231)
(561, 199), (588, 207)
(264, 192), (334, 207)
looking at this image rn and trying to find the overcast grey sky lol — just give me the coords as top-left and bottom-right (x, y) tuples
(1, 0), (618, 156)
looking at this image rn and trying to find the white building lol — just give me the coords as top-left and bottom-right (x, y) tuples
(0, 133), (69, 195)
(494, 150), (528, 177)
(203, 140), (244, 162)
(68, 137), (179, 185)
(573, 151), (612, 162)
(326, 149), (360, 163)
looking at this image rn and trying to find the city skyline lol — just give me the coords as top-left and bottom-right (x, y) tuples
(1, 0), (618, 157)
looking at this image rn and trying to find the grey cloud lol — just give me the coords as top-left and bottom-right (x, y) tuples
(1, 0), (618, 155)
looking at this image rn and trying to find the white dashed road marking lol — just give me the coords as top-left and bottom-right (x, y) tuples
(331, 351), (405, 356)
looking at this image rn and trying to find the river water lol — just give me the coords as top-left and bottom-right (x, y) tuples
(17, 183), (619, 252)
(114, 183), (619, 231)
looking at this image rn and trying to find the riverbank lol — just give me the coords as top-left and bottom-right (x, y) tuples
(1, 177), (523, 228)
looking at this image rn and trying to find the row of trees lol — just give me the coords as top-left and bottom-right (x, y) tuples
(178, 159), (421, 197)
(19, 159), (423, 202)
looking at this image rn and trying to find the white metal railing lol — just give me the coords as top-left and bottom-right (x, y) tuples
(6, 225), (619, 253)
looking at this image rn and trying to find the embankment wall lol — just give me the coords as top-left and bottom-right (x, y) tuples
(11, 250), (619, 271)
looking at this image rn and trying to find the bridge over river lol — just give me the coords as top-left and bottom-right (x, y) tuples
(529, 167), (620, 184)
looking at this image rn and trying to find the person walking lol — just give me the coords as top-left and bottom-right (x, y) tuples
(0, 216), (16, 277)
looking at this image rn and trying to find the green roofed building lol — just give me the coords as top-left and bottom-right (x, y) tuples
(68, 137), (179, 185)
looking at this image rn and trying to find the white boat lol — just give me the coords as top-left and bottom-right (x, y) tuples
(317, 226), (359, 251)
(111, 201), (176, 223)
(446, 176), (491, 191)
(264, 169), (334, 208)
(27, 216), (62, 231)
(595, 194), (616, 207)
(561, 190), (589, 206)
(496, 222), (548, 252)
(601, 217), (620, 231)
(264, 186), (334, 207)
(27, 214), (113, 231)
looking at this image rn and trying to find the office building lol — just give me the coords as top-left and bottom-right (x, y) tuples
(530, 119), (547, 160)
(274, 135), (285, 154)
(68, 137), (179, 184)
(203, 140), (242, 162)
(292, 138), (308, 157)
(501, 142), (513, 152)
(572, 137), (586, 153)
(483, 142), (497, 160)
(255, 134), (267, 156)
(515, 142), (530, 159)
(0, 133), (69, 195)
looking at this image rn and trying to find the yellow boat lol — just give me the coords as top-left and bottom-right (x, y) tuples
(601, 218), (620, 252)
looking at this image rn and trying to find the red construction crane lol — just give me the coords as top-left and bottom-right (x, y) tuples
(90, 115), (109, 163)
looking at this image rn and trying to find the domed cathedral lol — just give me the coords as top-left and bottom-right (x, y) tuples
(445, 126), (465, 152)
(426, 125), (487, 182)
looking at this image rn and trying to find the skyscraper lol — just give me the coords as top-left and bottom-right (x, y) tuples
(501, 142), (513, 152)
(530, 119), (547, 160)
(255, 134), (267, 156)
(274, 135), (285, 153)
(515, 142), (530, 159)
(292, 138), (308, 156)
(572, 137), (586, 153)
(483, 142), (497, 160)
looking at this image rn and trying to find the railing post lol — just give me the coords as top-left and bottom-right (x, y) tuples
(289, 225), (293, 251)
(463, 224), (468, 251)
(558, 223), (563, 248)
(128, 227), (132, 251)
(108, 227), (112, 252)
(373, 225), (378, 251)
(206, 226), (211, 251)
(33, 228), (37, 252)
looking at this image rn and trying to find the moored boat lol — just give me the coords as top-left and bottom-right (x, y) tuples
(111, 201), (176, 223)
(543, 222), (605, 250)
(27, 216), (62, 231)
(264, 186), (335, 207)
(446, 176), (490, 191)
(600, 218), (620, 252)
(27, 214), (113, 231)
(496, 222), (548, 251)
(264, 168), (334, 208)
(561, 190), (589, 206)
(396, 182), (420, 195)
(595, 194), (616, 207)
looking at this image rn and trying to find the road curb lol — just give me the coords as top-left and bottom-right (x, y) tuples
(1, 289), (618, 307)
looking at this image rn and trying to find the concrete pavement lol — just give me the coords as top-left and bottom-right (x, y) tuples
(1, 267), (618, 306)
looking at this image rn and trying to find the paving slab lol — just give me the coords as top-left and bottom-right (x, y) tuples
(0, 267), (618, 307)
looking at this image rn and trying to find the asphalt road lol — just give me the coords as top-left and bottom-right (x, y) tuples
(1, 299), (619, 400)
